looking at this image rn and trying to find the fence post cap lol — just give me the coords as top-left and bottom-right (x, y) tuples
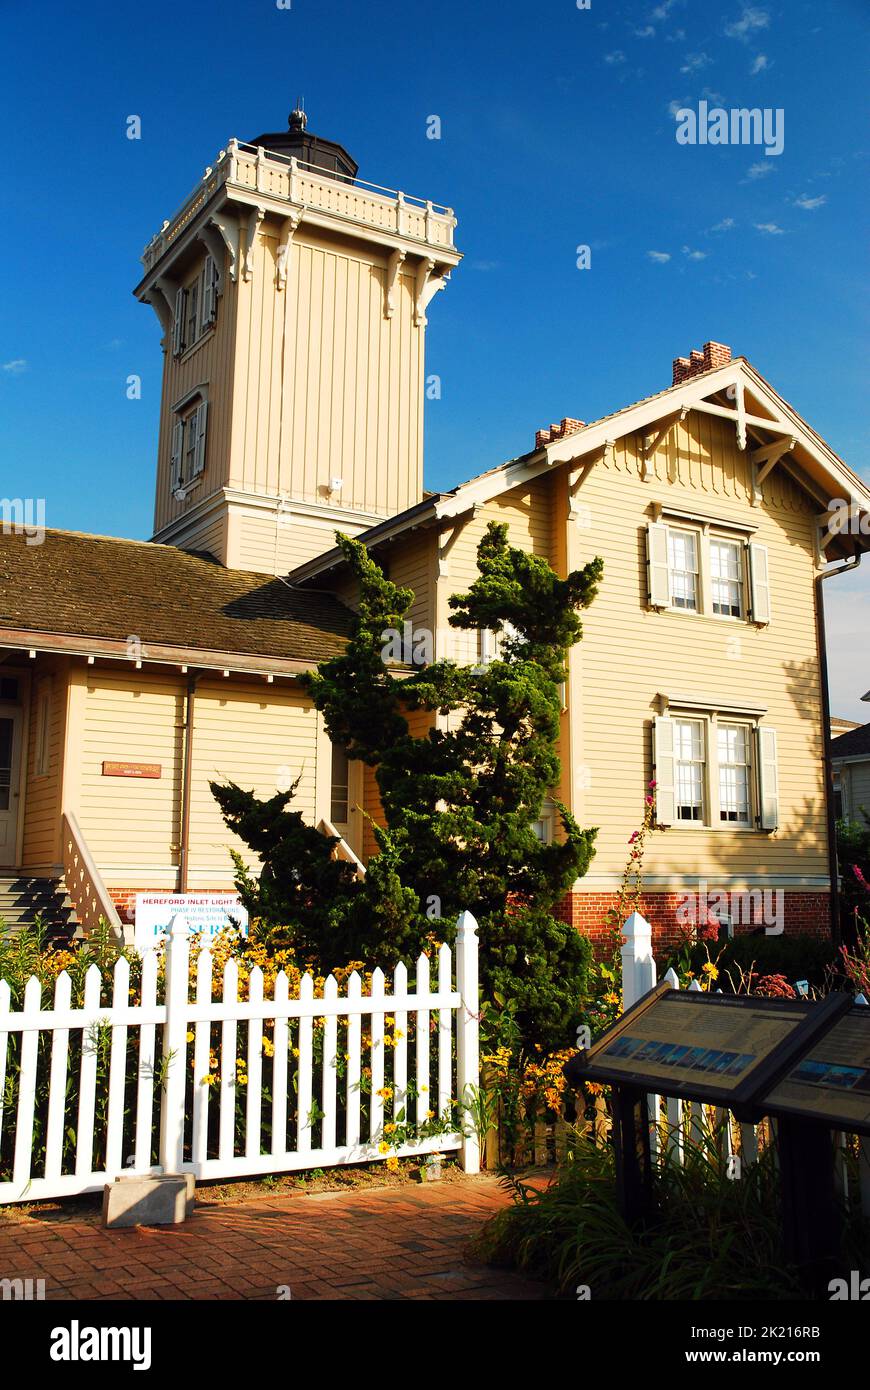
(622, 909), (651, 936)
(456, 910), (479, 938)
(167, 914), (190, 939)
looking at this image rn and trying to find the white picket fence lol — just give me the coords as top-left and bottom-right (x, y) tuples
(621, 910), (870, 1209)
(0, 912), (480, 1204)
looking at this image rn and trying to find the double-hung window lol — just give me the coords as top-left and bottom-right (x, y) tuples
(653, 710), (779, 831)
(647, 519), (771, 624)
(169, 390), (209, 495)
(172, 255), (219, 357)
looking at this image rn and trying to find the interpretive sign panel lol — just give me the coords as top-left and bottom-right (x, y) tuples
(567, 983), (850, 1111)
(763, 1007), (870, 1136)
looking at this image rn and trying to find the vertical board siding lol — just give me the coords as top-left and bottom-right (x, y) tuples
(21, 659), (67, 868)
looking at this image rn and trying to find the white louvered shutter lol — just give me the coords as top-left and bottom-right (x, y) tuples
(653, 716), (676, 825)
(479, 629), (497, 665)
(757, 726), (779, 830)
(193, 401), (208, 477)
(170, 420), (184, 492)
(647, 522), (671, 608)
(172, 287), (185, 356)
(201, 256), (217, 329)
(749, 543), (772, 624)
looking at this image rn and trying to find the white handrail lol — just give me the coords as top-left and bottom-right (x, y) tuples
(318, 818), (366, 878)
(61, 810), (126, 943)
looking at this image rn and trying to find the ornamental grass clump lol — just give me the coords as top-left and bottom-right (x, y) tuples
(474, 1120), (868, 1300)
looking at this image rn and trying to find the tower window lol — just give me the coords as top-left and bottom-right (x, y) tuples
(172, 255), (219, 357)
(169, 392), (209, 496)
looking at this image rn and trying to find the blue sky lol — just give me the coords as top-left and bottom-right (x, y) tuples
(1, 0), (868, 714)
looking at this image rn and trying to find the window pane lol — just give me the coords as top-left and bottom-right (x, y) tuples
(710, 540), (743, 617)
(675, 718), (704, 820)
(718, 722), (751, 823)
(668, 531), (698, 610)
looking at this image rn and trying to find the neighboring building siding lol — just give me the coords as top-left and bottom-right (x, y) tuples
(844, 761), (870, 818)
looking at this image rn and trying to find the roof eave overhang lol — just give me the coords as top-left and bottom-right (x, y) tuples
(436, 359), (870, 556)
(0, 628), (329, 678)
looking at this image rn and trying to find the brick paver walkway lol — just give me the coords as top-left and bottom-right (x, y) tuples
(0, 1174), (547, 1301)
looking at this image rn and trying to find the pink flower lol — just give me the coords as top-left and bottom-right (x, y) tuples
(628, 831), (639, 844)
(648, 779), (657, 789)
(852, 865), (869, 891)
(645, 795), (654, 806)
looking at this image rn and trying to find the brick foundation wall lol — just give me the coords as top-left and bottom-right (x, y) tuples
(557, 890), (831, 953)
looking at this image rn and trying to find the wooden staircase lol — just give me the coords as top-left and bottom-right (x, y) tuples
(0, 875), (79, 939)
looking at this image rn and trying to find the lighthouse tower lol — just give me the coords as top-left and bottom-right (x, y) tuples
(135, 107), (461, 572)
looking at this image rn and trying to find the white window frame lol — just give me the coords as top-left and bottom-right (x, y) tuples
(648, 519), (768, 624)
(169, 384), (209, 496)
(673, 716), (706, 824)
(172, 259), (218, 359)
(655, 708), (768, 831)
(709, 538), (745, 620)
(716, 719), (753, 826)
(667, 527), (701, 613)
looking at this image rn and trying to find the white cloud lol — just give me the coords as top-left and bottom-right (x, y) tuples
(647, 250), (671, 263)
(680, 52), (710, 74)
(682, 246), (707, 260)
(750, 54), (768, 74)
(635, 25), (656, 38)
(604, 50), (626, 65)
(667, 98), (690, 118)
(725, 7), (770, 42)
(755, 221), (786, 234)
(747, 160), (776, 179)
(1, 359), (27, 374)
(709, 217), (736, 232)
(794, 193), (827, 210)
(651, 0), (678, 18)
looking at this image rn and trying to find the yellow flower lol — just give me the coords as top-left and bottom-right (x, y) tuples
(186, 1031), (195, 1043)
(384, 1123), (396, 1135)
(702, 962), (719, 980)
(262, 1037), (275, 1057)
(386, 1156), (399, 1173)
(378, 1141), (390, 1155)
(376, 1086), (393, 1100)
(426, 1109), (435, 1120)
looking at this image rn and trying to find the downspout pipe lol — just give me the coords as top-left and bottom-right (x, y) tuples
(816, 553), (862, 947)
(178, 671), (200, 893)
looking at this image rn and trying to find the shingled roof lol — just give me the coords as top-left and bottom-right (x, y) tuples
(830, 723), (870, 760)
(0, 529), (353, 664)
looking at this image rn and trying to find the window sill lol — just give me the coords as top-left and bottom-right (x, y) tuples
(176, 326), (215, 366)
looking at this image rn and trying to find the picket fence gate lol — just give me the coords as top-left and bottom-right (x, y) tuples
(0, 912), (481, 1204)
(620, 911), (870, 1212)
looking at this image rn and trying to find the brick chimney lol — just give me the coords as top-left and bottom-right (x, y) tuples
(672, 341), (731, 386)
(535, 416), (585, 449)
